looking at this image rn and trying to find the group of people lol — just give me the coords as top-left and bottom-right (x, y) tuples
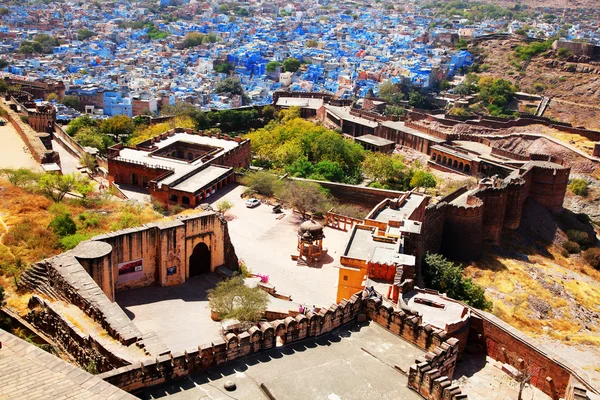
(298, 304), (317, 315)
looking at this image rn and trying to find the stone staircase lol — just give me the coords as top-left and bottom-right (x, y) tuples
(136, 332), (171, 357)
(18, 262), (63, 301)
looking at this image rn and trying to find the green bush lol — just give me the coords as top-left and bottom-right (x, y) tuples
(563, 240), (581, 254)
(60, 233), (90, 250)
(48, 214), (77, 237)
(423, 253), (491, 310)
(583, 248), (600, 269)
(566, 229), (589, 246)
(569, 179), (588, 196)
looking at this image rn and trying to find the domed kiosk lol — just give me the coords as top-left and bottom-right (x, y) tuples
(297, 220), (325, 262)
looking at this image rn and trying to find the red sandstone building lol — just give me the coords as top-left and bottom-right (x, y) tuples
(107, 128), (250, 208)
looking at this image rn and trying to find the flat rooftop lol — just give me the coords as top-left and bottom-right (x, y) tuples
(0, 328), (135, 399)
(139, 322), (425, 400)
(170, 165), (232, 194)
(276, 97), (324, 110)
(403, 291), (467, 330)
(345, 227), (397, 261)
(325, 105), (379, 128)
(371, 195), (425, 223)
(355, 133), (395, 147)
(380, 120), (446, 143)
(115, 132), (239, 189)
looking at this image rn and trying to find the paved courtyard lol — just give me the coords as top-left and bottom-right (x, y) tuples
(116, 273), (224, 352)
(140, 322), (425, 400)
(208, 184), (351, 308)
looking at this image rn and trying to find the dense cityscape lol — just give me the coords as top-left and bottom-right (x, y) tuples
(1, 1), (600, 400)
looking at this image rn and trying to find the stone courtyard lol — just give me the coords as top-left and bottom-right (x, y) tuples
(139, 322), (425, 400)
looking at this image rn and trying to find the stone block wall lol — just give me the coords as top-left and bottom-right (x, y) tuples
(98, 293), (365, 392)
(26, 295), (130, 373)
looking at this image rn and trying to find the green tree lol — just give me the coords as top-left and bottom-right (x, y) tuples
(439, 79), (451, 91)
(38, 173), (78, 202)
(182, 32), (206, 48)
(240, 171), (283, 197)
(408, 90), (429, 109)
(266, 61), (282, 73)
(207, 276), (268, 322)
(410, 170), (437, 192)
(313, 160), (345, 182)
(0, 7), (9, 16)
(280, 180), (330, 219)
(214, 77), (244, 95)
(48, 213), (77, 237)
(0, 168), (40, 188)
(306, 39), (319, 48)
(74, 127), (114, 154)
(99, 115), (134, 142)
(362, 152), (405, 183)
(282, 57), (301, 73)
(80, 153), (98, 171)
(385, 105), (406, 117)
(378, 81), (403, 104)
(213, 61), (233, 74)
(62, 95), (81, 110)
(77, 28), (95, 41)
(216, 199), (234, 214)
(423, 253), (490, 309)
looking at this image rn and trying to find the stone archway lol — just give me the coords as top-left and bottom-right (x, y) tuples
(189, 242), (211, 276)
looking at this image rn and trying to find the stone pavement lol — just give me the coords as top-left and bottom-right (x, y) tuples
(116, 273), (224, 353)
(0, 328), (135, 399)
(208, 184), (350, 308)
(139, 322), (425, 400)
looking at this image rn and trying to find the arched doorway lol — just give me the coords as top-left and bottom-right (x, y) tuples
(131, 173), (138, 186)
(189, 242), (211, 276)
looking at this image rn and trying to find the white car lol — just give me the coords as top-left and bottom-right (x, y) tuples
(245, 198), (261, 208)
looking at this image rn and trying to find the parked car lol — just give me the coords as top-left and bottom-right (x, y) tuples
(245, 198), (260, 208)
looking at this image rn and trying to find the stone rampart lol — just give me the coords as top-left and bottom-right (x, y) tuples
(26, 295), (130, 373)
(98, 292), (365, 392)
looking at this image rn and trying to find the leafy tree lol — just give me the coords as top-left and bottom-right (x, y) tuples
(38, 173), (78, 202)
(74, 127), (114, 154)
(410, 170), (437, 192)
(216, 199), (234, 214)
(286, 157), (314, 178)
(46, 93), (58, 102)
(385, 105), (406, 117)
(313, 160), (345, 182)
(48, 213), (77, 237)
(0, 168), (40, 188)
(378, 81), (403, 104)
(306, 39), (319, 48)
(266, 61), (282, 73)
(280, 181), (330, 219)
(214, 77), (244, 96)
(240, 171), (283, 197)
(282, 57), (301, 73)
(408, 90), (430, 109)
(207, 276), (268, 322)
(423, 253), (491, 309)
(77, 28), (95, 41)
(361, 152), (405, 183)
(439, 79), (451, 91)
(583, 248), (600, 270)
(455, 38), (468, 49)
(213, 61), (233, 74)
(182, 32), (206, 48)
(80, 153), (98, 171)
(99, 115), (134, 142)
(0, 7), (9, 16)
(0, 59), (7, 70)
(62, 95), (81, 110)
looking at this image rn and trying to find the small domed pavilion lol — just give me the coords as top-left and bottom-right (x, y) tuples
(297, 220), (325, 262)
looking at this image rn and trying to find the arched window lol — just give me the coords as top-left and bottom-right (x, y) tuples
(459, 162), (464, 171)
(182, 196), (190, 205)
(187, 152), (194, 160)
(169, 194), (178, 203)
(453, 160), (458, 169)
(442, 156), (447, 165)
(432, 153), (437, 161)
(464, 164), (471, 174)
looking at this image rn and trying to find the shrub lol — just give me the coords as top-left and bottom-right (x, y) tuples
(207, 276), (268, 322)
(60, 233), (90, 250)
(583, 248), (600, 269)
(48, 214), (77, 237)
(423, 253), (491, 310)
(563, 240), (581, 254)
(216, 199), (234, 214)
(569, 179), (588, 196)
(566, 229), (589, 246)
